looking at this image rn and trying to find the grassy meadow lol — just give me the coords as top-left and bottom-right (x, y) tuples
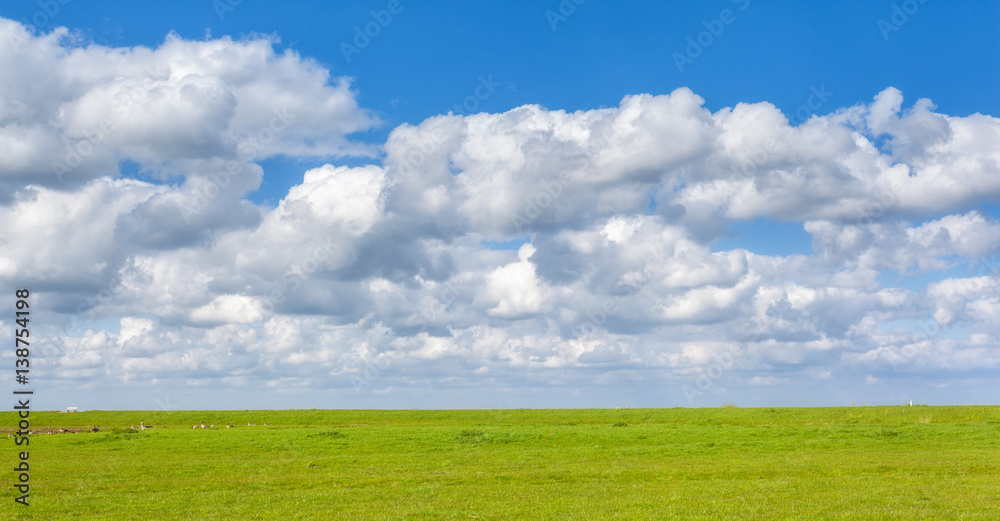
(2, 405), (999, 520)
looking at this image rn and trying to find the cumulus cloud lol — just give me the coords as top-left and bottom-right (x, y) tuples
(479, 244), (553, 318)
(807, 211), (1000, 273)
(5, 16), (1000, 406)
(0, 18), (377, 198)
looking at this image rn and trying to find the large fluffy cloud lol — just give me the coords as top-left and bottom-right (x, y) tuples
(4, 17), (1000, 408)
(0, 18), (377, 196)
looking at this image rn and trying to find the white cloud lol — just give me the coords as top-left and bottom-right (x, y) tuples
(118, 317), (155, 347)
(807, 211), (1000, 274)
(278, 164), (386, 236)
(0, 20), (377, 197)
(6, 16), (1000, 406)
(480, 244), (553, 318)
(190, 295), (266, 325)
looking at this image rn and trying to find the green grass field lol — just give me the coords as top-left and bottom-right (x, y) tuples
(3, 405), (999, 520)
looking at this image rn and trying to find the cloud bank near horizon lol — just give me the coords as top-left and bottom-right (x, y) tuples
(3, 22), (1000, 408)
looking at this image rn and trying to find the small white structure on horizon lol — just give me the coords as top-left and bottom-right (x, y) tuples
(66, 407), (78, 413)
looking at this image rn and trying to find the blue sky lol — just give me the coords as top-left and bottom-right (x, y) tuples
(1, 1), (999, 410)
(12, 1), (997, 119)
(11, 0), (996, 244)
